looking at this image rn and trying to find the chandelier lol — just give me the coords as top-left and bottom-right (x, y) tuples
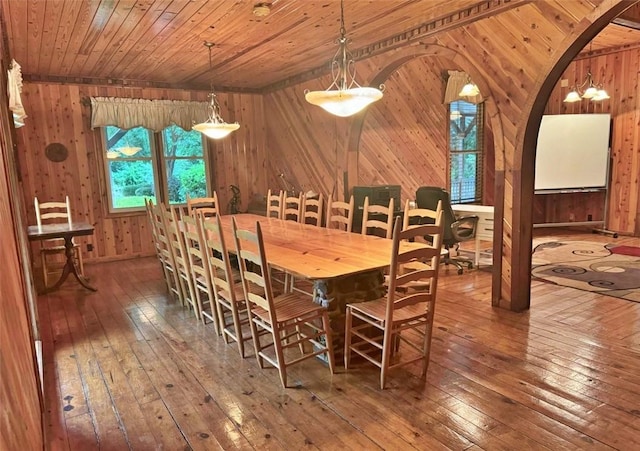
(193, 42), (240, 139)
(563, 71), (610, 102)
(304, 0), (384, 117)
(563, 44), (609, 103)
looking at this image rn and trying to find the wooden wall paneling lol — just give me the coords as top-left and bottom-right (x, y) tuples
(264, 78), (340, 200)
(544, 46), (640, 234)
(16, 83), (265, 262)
(357, 57), (449, 201)
(0, 33), (44, 449)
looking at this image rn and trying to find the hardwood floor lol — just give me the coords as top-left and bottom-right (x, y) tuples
(41, 230), (640, 450)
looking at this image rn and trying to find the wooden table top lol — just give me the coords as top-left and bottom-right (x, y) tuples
(27, 222), (94, 241)
(218, 214), (424, 280)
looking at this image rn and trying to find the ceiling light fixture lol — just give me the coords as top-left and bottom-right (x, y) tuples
(116, 145), (142, 156)
(563, 43), (609, 103)
(193, 42), (240, 139)
(106, 144), (142, 159)
(304, 0), (384, 117)
(253, 2), (271, 17)
(458, 77), (480, 97)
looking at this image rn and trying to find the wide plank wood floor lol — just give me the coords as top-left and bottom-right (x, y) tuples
(40, 229), (640, 450)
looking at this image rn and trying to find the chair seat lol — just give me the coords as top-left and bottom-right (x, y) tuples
(348, 297), (431, 324)
(253, 292), (325, 324)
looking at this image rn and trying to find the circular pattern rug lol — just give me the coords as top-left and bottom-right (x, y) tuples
(531, 241), (640, 302)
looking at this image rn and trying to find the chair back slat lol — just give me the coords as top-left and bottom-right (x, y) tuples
(326, 195), (354, 232)
(186, 192), (219, 217)
(302, 193), (323, 226)
(361, 196), (394, 238)
(266, 189), (284, 218)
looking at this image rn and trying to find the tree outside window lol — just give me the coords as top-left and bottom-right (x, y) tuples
(449, 100), (484, 204)
(103, 125), (209, 212)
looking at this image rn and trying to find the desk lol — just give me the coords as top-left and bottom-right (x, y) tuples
(219, 214), (426, 351)
(27, 222), (96, 293)
(451, 204), (494, 267)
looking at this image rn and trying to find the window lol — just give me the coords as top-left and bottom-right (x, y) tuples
(449, 100), (484, 204)
(102, 125), (209, 212)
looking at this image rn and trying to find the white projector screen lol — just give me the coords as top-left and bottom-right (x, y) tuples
(535, 114), (611, 191)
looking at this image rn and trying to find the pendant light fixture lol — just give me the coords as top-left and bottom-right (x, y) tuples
(458, 76), (480, 97)
(304, 0), (384, 117)
(563, 43), (609, 103)
(193, 42), (240, 139)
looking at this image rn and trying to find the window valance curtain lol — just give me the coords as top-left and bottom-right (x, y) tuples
(90, 97), (209, 132)
(8, 59), (26, 128)
(443, 70), (483, 104)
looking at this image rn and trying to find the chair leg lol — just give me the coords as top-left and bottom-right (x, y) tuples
(380, 326), (393, 390)
(321, 311), (335, 374)
(344, 307), (352, 369)
(41, 251), (48, 287)
(274, 328), (288, 388)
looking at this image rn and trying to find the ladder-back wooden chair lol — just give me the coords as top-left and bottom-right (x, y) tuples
(326, 195), (354, 232)
(199, 214), (253, 357)
(301, 193), (324, 226)
(186, 192), (219, 217)
(179, 212), (219, 331)
(266, 189), (284, 218)
(344, 214), (444, 389)
(149, 201), (182, 304)
(231, 217), (335, 388)
(164, 206), (200, 318)
(402, 199), (442, 232)
(34, 196), (84, 287)
(282, 192), (303, 222)
(361, 196), (394, 239)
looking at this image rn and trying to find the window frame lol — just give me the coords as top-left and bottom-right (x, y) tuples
(99, 125), (210, 216)
(448, 100), (484, 204)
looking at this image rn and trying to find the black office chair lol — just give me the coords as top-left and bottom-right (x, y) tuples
(415, 186), (479, 274)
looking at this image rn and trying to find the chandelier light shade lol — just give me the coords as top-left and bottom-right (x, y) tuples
(459, 80), (480, 97)
(304, 0), (384, 117)
(117, 145), (142, 156)
(106, 145), (142, 159)
(194, 42), (240, 139)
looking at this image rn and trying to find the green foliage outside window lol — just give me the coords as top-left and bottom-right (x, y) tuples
(449, 101), (483, 203)
(104, 124), (208, 211)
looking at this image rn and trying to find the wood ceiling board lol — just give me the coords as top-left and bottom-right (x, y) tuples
(2, 0), (637, 91)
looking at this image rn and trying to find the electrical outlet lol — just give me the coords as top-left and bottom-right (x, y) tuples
(87, 243), (94, 252)
(587, 214), (593, 221)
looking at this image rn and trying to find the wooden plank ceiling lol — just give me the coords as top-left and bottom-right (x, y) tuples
(2, 0), (640, 93)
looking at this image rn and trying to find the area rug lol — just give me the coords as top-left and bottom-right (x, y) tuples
(531, 241), (640, 303)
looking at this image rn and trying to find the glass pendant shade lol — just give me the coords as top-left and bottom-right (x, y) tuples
(304, 0), (383, 117)
(592, 89), (610, 101)
(563, 90), (582, 103)
(582, 85), (598, 99)
(193, 118), (240, 139)
(459, 82), (480, 97)
(305, 86), (383, 117)
(117, 145), (142, 156)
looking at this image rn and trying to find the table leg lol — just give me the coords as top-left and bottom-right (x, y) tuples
(41, 236), (97, 293)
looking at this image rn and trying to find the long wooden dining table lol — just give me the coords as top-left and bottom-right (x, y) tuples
(218, 214), (427, 353)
